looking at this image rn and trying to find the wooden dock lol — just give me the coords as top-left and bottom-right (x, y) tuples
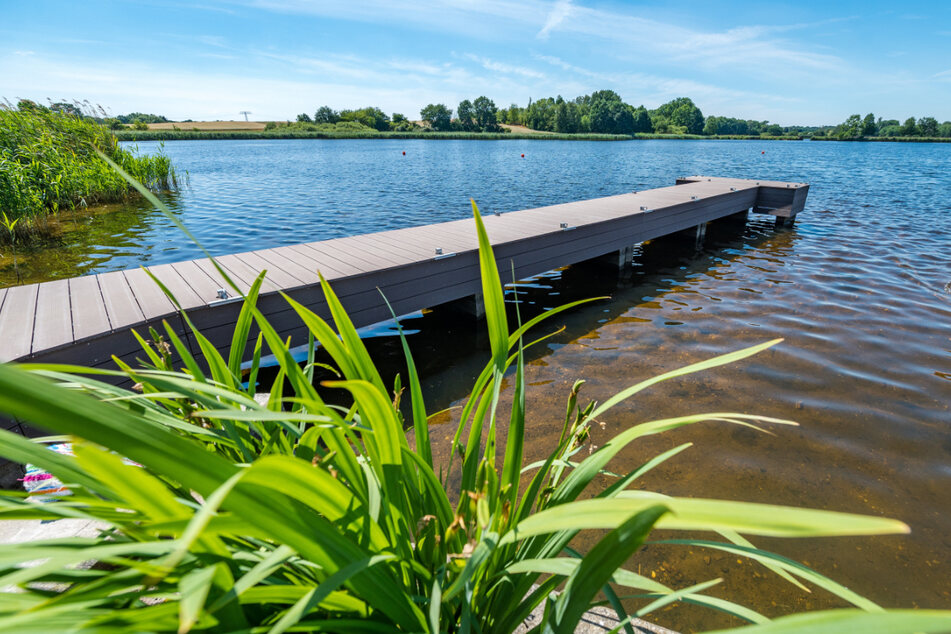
(0, 176), (808, 370)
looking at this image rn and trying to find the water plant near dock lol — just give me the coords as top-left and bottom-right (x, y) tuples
(0, 167), (949, 631)
(0, 101), (176, 240)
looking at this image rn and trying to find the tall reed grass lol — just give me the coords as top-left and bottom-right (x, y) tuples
(0, 102), (177, 238)
(0, 160), (947, 632)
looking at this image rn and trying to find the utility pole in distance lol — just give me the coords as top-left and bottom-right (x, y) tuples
(239, 111), (252, 122)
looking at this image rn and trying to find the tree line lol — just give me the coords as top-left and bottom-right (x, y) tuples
(825, 113), (951, 139)
(296, 91), (818, 137)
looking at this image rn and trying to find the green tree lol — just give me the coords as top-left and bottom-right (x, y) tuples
(588, 90), (632, 134)
(900, 117), (918, 136)
(472, 96), (498, 131)
(917, 116), (938, 137)
(296, 113), (312, 123)
(652, 97), (704, 134)
(861, 113), (877, 136)
(764, 123), (783, 136)
(525, 98), (556, 131)
(314, 106), (340, 124)
(339, 107), (389, 131)
(835, 114), (862, 139)
(938, 121), (951, 137)
(631, 106), (652, 133)
(420, 103), (452, 131)
(456, 99), (475, 131)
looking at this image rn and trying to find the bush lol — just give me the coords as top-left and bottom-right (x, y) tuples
(0, 167), (948, 631)
(0, 103), (177, 227)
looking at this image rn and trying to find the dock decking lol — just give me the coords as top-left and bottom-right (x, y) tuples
(0, 176), (808, 370)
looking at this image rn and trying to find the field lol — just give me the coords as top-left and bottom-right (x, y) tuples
(145, 120), (267, 131)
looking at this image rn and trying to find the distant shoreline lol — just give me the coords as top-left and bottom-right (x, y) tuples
(114, 129), (807, 142)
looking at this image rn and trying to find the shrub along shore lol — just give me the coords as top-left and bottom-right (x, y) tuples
(0, 102), (177, 238)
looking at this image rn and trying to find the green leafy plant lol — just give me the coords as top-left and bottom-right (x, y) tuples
(0, 101), (177, 238)
(0, 163), (949, 632)
(0, 210), (19, 282)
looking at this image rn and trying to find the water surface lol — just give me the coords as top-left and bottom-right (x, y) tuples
(1, 139), (949, 629)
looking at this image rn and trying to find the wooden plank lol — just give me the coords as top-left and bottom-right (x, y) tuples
(0, 283), (39, 360)
(99, 270), (146, 331)
(313, 235), (412, 270)
(175, 259), (232, 303)
(258, 248), (323, 284)
(69, 276), (111, 340)
(122, 267), (177, 318)
(143, 263), (206, 310)
(234, 251), (307, 289)
(31, 279), (72, 354)
(280, 243), (360, 278)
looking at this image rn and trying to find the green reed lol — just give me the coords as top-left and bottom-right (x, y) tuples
(0, 103), (177, 238)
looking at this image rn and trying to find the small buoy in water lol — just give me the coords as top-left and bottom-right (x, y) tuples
(521, 153), (525, 158)
(761, 151), (765, 154)
(402, 151), (406, 155)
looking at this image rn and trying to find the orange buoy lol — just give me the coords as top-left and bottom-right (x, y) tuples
(761, 151), (765, 154)
(402, 151), (406, 155)
(521, 153), (525, 158)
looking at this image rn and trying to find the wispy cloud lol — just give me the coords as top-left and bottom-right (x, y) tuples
(537, 0), (572, 40)
(463, 54), (546, 79)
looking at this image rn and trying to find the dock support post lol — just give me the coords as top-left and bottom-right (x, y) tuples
(616, 245), (634, 270)
(694, 222), (707, 249)
(446, 292), (485, 319)
(775, 216), (796, 229)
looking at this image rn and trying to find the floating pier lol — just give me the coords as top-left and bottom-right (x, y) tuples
(0, 176), (808, 370)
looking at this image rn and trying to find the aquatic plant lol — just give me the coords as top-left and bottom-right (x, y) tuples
(0, 163), (948, 632)
(0, 211), (19, 282)
(0, 101), (177, 237)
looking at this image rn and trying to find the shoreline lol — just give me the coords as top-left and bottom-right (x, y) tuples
(114, 129), (805, 142)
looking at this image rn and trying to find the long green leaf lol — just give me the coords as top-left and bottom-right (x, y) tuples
(706, 609), (951, 634)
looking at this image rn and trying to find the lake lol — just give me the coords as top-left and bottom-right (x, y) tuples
(3, 138), (950, 629)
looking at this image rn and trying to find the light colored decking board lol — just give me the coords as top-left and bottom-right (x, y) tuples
(31, 279), (71, 354)
(99, 270), (146, 331)
(123, 267), (177, 318)
(68, 276), (110, 341)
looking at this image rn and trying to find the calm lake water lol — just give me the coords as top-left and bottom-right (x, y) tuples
(3, 138), (950, 629)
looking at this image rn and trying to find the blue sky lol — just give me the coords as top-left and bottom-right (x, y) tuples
(2, 0), (949, 125)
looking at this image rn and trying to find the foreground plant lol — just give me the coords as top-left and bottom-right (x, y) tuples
(0, 175), (949, 632)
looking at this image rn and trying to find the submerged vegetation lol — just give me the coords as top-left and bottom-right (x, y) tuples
(0, 100), (177, 239)
(0, 160), (949, 632)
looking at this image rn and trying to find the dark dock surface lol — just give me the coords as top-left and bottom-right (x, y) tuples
(0, 176), (808, 369)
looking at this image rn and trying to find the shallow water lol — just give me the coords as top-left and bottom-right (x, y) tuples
(2, 138), (950, 629)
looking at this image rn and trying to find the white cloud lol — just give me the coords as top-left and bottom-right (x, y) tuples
(537, 0), (572, 40)
(463, 54), (546, 79)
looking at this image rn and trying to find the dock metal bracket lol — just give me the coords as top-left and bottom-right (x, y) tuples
(209, 288), (246, 306)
